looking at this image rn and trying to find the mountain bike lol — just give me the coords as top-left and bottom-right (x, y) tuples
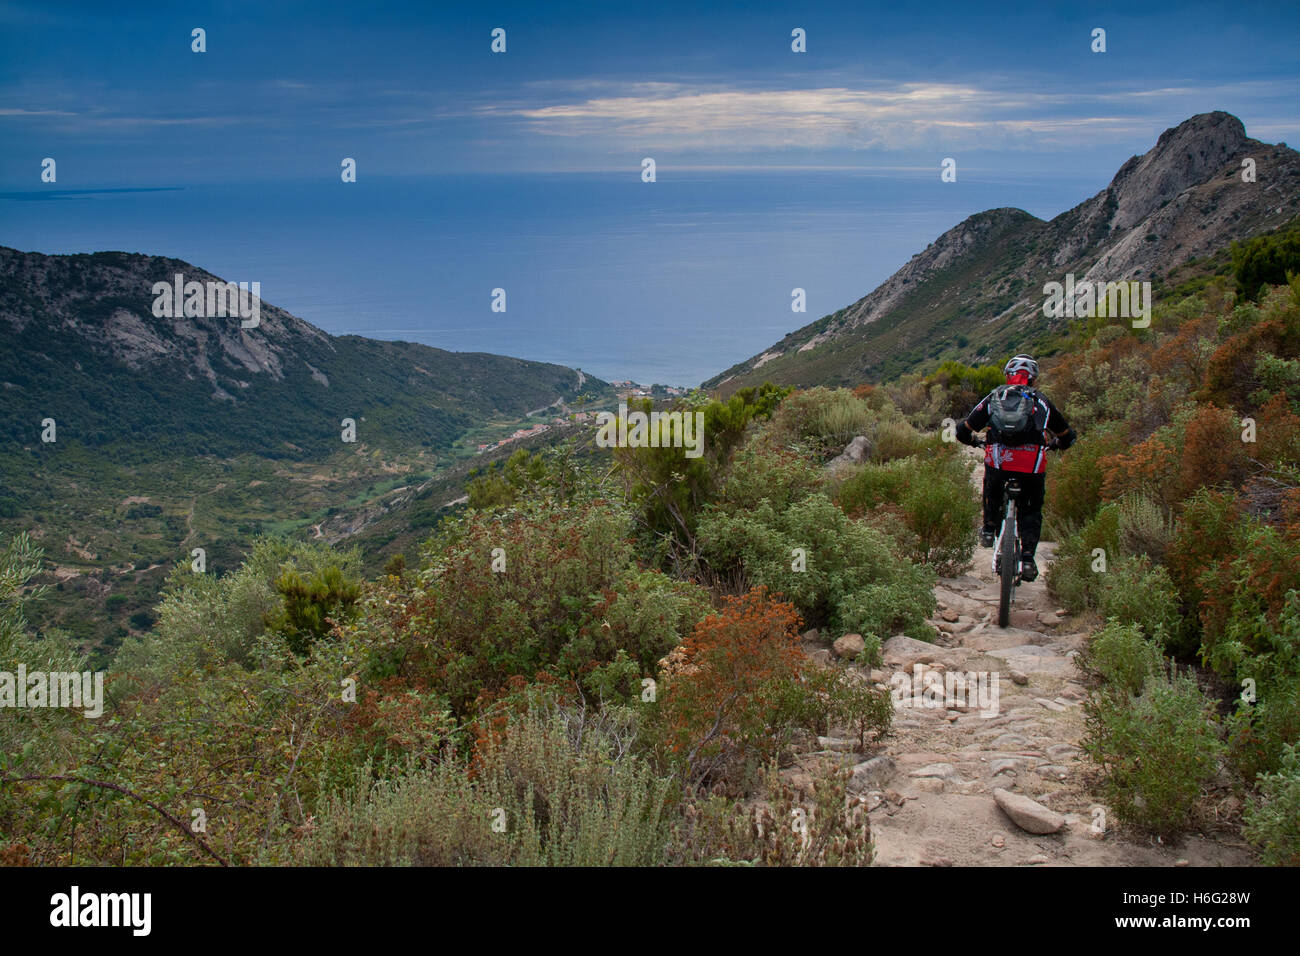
(992, 474), (1023, 628)
(973, 437), (1059, 628)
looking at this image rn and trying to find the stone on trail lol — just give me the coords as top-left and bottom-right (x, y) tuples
(993, 787), (1066, 834)
(964, 627), (1049, 652)
(1009, 608), (1039, 629)
(801, 627), (821, 644)
(848, 755), (896, 793)
(1009, 669), (1029, 685)
(910, 762), (957, 779)
(881, 633), (941, 666)
(832, 632), (866, 659)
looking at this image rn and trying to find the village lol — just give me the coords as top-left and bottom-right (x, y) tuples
(474, 380), (686, 454)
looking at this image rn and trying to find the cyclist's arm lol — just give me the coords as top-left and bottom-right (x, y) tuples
(1044, 400), (1077, 449)
(955, 399), (990, 446)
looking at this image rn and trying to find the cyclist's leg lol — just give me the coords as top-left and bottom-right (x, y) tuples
(1018, 473), (1046, 556)
(982, 466), (1006, 537)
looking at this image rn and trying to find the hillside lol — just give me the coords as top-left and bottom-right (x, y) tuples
(707, 111), (1300, 390)
(0, 247), (606, 459)
(0, 247), (611, 656)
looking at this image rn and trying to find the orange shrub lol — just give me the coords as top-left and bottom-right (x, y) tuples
(1099, 436), (1177, 506)
(1253, 392), (1300, 470)
(1177, 404), (1250, 502)
(653, 588), (804, 789)
(1100, 405), (1248, 509)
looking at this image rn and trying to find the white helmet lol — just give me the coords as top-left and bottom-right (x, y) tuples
(1004, 354), (1039, 384)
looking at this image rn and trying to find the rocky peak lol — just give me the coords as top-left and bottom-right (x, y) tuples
(1106, 111), (1253, 231)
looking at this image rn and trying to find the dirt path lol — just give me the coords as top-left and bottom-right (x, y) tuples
(860, 546), (1251, 866)
(797, 453), (1255, 866)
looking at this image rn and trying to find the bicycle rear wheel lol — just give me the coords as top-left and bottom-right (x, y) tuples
(998, 499), (1017, 628)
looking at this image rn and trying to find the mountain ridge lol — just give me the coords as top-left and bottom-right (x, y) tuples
(0, 246), (608, 458)
(706, 111), (1300, 390)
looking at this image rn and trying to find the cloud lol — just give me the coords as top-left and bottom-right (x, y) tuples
(483, 79), (1300, 153)
(0, 108), (76, 116)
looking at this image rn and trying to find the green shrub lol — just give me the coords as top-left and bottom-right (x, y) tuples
(870, 419), (935, 463)
(1194, 529), (1300, 684)
(612, 385), (789, 559)
(899, 456), (979, 573)
(766, 387), (882, 460)
(1222, 591), (1300, 780)
(115, 536), (362, 676)
(1046, 504), (1121, 613)
(835, 459), (909, 516)
(1116, 493), (1175, 563)
(1079, 619), (1166, 696)
(363, 498), (708, 716)
(803, 666), (893, 750)
(834, 572), (937, 643)
(697, 493), (936, 637)
(715, 435), (826, 513)
(1096, 556), (1190, 655)
(1083, 669), (1224, 837)
(1228, 678), (1300, 784)
(268, 564), (363, 656)
(301, 699), (677, 866)
(922, 360), (1006, 422)
(836, 454), (978, 575)
(1232, 227), (1300, 302)
(1243, 742), (1300, 865)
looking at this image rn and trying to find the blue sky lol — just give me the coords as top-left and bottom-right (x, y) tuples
(3, 0), (1298, 187)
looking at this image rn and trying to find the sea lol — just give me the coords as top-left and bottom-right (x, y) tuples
(1, 170), (1099, 386)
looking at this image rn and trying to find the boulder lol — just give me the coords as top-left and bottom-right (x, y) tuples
(832, 633), (866, 660)
(993, 788), (1066, 834)
(830, 435), (871, 465)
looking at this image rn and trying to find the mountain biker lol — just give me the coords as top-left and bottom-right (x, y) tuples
(955, 355), (1077, 582)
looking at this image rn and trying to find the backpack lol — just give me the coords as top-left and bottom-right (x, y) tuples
(987, 385), (1045, 445)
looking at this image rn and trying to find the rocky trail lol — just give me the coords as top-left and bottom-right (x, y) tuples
(789, 456), (1256, 866)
